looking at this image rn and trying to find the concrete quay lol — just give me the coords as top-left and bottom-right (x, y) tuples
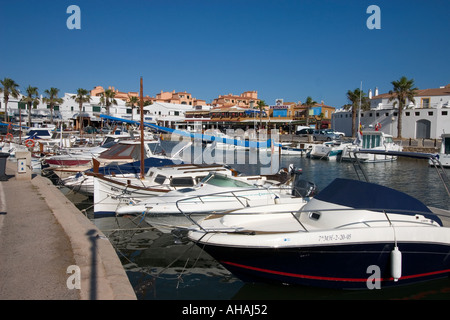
(0, 158), (136, 300)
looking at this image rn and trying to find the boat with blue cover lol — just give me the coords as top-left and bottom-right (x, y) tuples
(188, 151), (450, 289)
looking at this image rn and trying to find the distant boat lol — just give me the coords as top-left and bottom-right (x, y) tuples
(41, 134), (133, 169)
(280, 143), (309, 156)
(432, 133), (450, 167)
(60, 139), (189, 194)
(42, 139), (167, 179)
(340, 131), (402, 162)
(308, 141), (347, 160)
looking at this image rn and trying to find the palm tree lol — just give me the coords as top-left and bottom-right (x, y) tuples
(99, 89), (117, 116)
(346, 88), (369, 138)
(72, 88), (91, 132)
(43, 87), (64, 125)
(388, 76), (417, 139)
(21, 86), (39, 127)
(257, 100), (267, 129)
(126, 95), (139, 121)
(0, 78), (20, 122)
(303, 96), (317, 126)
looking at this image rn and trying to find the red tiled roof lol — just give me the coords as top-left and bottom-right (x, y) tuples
(372, 84), (450, 99)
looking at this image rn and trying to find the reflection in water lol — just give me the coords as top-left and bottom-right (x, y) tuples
(97, 218), (242, 300)
(88, 151), (450, 300)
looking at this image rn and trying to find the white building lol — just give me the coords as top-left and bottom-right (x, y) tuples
(0, 92), (209, 129)
(332, 84), (450, 139)
(143, 102), (210, 129)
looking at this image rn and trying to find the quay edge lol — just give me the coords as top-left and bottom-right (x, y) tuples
(0, 159), (137, 300)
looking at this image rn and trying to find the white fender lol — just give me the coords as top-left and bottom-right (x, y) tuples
(391, 246), (402, 281)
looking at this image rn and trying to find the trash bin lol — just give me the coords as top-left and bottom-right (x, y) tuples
(0, 152), (10, 181)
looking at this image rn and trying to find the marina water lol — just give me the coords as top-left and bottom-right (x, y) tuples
(84, 144), (450, 300)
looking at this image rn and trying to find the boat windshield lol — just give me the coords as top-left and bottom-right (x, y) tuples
(202, 173), (253, 188)
(362, 134), (381, 148)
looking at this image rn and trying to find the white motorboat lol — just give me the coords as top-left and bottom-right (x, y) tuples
(92, 164), (240, 215)
(308, 141), (347, 160)
(341, 131), (402, 162)
(114, 168), (312, 233)
(431, 133), (450, 167)
(280, 143), (311, 156)
(188, 151), (450, 290)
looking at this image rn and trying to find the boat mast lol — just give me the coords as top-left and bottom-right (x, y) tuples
(358, 81), (362, 140)
(140, 77), (145, 180)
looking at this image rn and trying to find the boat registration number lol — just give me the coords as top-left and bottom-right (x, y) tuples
(318, 233), (352, 242)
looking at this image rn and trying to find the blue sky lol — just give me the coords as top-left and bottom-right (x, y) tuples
(1, 0), (449, 108)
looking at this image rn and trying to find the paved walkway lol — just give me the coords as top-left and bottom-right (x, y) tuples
(0, 158), (136, 300)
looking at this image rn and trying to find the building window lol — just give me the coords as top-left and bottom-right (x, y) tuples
(421, 98), (430, 108)
(406, 112), (410, 116)
(428, 111), (433, 116)
(415, 111), (420, 116)
(442, 111), (448, 116)
(92, 106), (101, 112)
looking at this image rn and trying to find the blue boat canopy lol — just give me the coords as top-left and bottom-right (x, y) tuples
(313, 178), (442, 225)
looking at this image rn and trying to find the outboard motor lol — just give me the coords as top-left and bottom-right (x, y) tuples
(291, 166), (318, 198)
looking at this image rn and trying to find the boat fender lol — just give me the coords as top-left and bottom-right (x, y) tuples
(391, 246), (402, 281)
(274, 195), (280, 204)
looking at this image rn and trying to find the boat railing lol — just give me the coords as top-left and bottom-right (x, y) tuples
(191, 205), (450, 234)
(175, 185), (296, 229)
